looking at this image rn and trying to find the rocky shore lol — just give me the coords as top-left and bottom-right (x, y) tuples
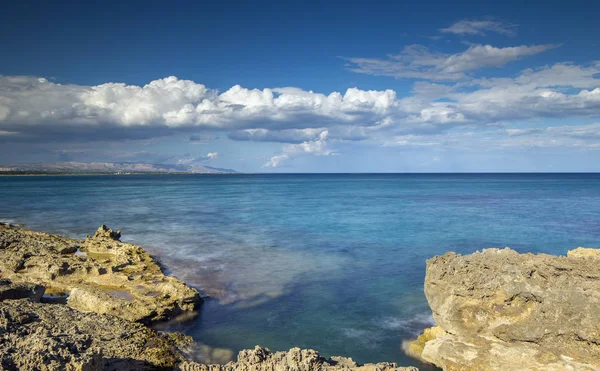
(3, 222), (600, 371)
(407, 247), (600, 370)
(0, 223), (418, 370)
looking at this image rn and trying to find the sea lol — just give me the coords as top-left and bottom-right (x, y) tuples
(2, 173), (599, 369)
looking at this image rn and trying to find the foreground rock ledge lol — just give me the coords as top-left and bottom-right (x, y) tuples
(0, 223), (201, 324)
(0, 224), (418, 370)
(410, 247), (600, 371)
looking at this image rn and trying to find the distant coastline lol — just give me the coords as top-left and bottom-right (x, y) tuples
(0, 161), (237, 175)
(0, 171), (238, 176)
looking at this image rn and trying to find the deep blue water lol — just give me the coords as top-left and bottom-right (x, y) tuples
(2, 174), (600, 368)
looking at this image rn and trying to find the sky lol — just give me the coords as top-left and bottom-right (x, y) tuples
(1, 0), (599, 172)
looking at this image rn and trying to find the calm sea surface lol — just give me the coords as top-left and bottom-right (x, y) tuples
(2, 174), (600, 368)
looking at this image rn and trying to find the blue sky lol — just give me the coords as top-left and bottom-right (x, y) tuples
(1, 0), (599, 172)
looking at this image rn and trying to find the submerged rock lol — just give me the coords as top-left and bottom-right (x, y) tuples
(0, 224), (201, 324)
(411, 247), (600, 371)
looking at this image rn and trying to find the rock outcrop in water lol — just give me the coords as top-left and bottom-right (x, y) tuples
(0, 223), (418, 370)
(0, 223), (201, 324)
(0, 281), (418, 371)
(409, 247), (600, 371)
(178, 347), (418, 371)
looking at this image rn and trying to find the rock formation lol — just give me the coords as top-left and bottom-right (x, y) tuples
(178, 346), (418, 371)
(0, 281), (417, 371)
(0, 296), (190, 370)
(0, 223), (201, 323)
(409, 247), (600, 371)
(0, 224), (418, 370)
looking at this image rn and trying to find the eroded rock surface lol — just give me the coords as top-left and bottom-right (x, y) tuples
(0, 297), (193, 370)
(0, 284), (418, 371)
(178, 346), (418, 371)
(0, 224), (201, 323)
(413, 247), (600, 371)
(0, 224), (420, 370)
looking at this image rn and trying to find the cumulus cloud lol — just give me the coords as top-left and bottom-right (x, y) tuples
(263, 154), (290, 168)
(1, 63), (599, 146)
(263, 131), (334, 168)
(2, 55), (600, 168)
(0, 76), (401, 141)
(440, 20), (518, 36)
(345, 43), (559, 81)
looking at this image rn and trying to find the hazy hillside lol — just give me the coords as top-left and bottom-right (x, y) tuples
(0, 162), (236, 174)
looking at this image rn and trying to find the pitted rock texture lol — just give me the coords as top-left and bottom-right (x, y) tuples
(0, 224), (201, 324)
(0, 297), (419, 371)
(416, 247), (600, 371)
(0, 298), (194, 370)
(0, 225), (420, 370)
(177, 346), (419, 371)
(0, 279), (45, 302)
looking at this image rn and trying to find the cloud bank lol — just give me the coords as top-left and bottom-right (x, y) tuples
(1, 20), (599, 168)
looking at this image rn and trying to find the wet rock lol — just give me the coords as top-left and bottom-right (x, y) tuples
(0, 224), (201, 324)
(412, 247), (600, 371)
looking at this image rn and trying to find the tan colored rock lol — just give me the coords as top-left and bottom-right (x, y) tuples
(0, 224), (421, 371)
(0, 224), (201, 324)
(402, 326), (446, 360)
(177, 346), (419, 371)
(0, 298), (189, 370)
(567, 247), (600, 258)
(416, 247), (600, 370)
(0, 279), (45, 302)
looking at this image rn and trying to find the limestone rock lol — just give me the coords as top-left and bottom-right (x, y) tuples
(567, 246), (600, 259)
(416, 247), (600, 371)
(0, 279), (45, 302)
(0, 224), (420, 371)
(0, 224), (201, 324)
(91, 224), (122, 241)
(0, 299), (189, 370)
(177, 346), (419, 371)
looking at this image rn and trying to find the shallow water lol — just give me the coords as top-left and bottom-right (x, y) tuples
(2, 173), (600, 368)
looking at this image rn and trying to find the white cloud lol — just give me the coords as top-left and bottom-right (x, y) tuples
(0, 76), (401, 137)
(283, 130), (333, 156)
(263, 154), (290, 168)
(345, 44), (558, 81)
(2, 57), (600, 168)
(440, 20), (518, 36)
(263, 131), (334, 168)
(206, 152), (219, 160)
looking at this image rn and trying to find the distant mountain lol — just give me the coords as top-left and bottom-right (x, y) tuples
(0, 162), (237, 174)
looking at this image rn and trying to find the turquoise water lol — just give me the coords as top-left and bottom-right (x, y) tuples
(2, 174), (600, 368)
